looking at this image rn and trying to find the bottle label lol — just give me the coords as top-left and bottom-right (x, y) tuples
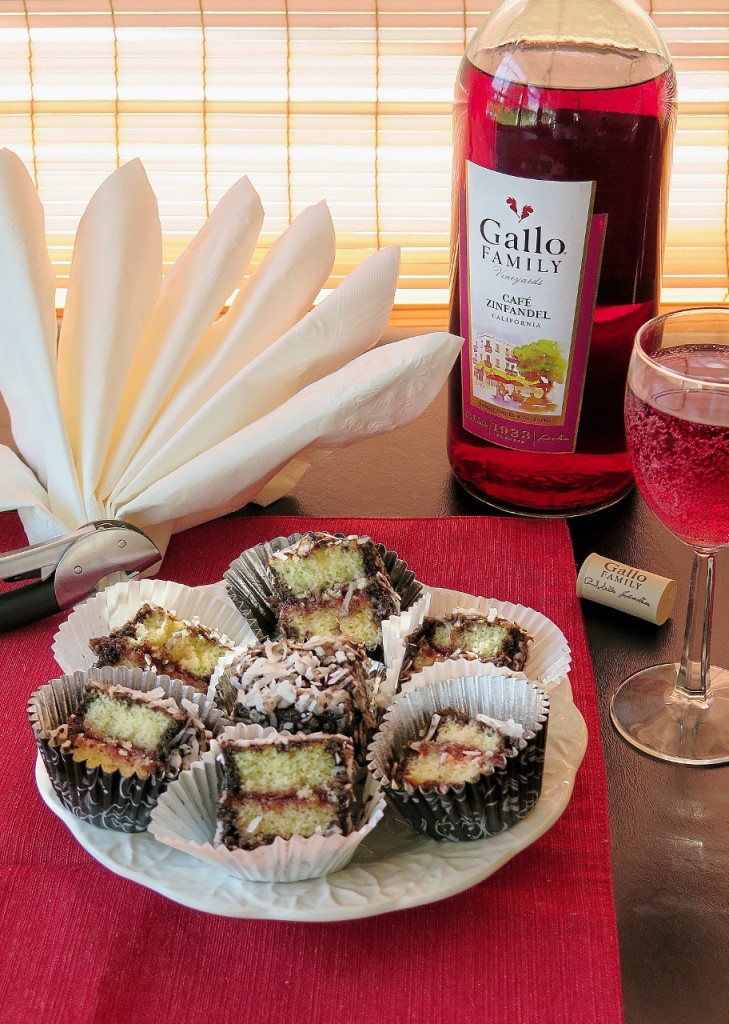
(459, 162), (606, 453)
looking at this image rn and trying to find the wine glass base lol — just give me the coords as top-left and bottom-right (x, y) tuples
(610, 662), (729, 766)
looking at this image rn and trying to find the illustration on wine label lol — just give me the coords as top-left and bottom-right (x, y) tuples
(461, 163), (606, 453)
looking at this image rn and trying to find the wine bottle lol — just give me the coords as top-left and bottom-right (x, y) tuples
(448, 0), (676, 516)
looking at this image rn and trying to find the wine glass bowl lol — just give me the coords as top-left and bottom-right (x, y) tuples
(611, 308), (729, 764)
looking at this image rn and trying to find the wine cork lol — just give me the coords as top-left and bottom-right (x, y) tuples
(576, 553), (676, 626)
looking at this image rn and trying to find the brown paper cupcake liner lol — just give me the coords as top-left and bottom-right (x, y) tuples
(28, 666), (227, 833)
(223, 531), (423, 644)
(367, 675), (549, 842)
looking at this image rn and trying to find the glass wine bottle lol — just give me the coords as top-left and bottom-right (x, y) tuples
(448, 0), (676, 516)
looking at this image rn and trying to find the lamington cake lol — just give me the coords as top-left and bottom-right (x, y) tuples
(215, 732), (356, 850)
(55, 678), (208, 780)
(391, 707), (523, 792)
(89, 603), (234, 693)
(268, 532), (400, 650)
(399, 609), (531, 684)
(217, 635), (378, 759)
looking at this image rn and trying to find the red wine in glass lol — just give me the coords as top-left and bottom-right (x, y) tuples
(625, 346), (729, 548)
(612, 310), (729, 765)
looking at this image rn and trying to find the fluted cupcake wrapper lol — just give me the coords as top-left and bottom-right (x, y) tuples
(37, 737), (167, 832)
(149, 723), (386, 882)
(223, 532), (423, 647)
(28, 666), (227, 833)
(52, 577), (256, 676)
(367, 675), (549, 842)
(385, 657), (533, 707)
(381, 586), (572, 701)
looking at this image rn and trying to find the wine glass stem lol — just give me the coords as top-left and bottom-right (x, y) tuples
(675, 548), (716, 701)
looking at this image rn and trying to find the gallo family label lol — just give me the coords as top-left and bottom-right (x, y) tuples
(459, 162), (606, 453)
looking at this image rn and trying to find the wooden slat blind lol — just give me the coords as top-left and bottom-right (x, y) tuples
(0, 1), (727, 322)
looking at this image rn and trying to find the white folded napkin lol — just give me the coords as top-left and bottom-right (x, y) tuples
(0, 149), (462, 556)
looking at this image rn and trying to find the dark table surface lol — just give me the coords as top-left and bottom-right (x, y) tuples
(249, 383), (729, 1024)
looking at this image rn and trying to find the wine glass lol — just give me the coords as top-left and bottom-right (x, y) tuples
(610, 308), (729, 765)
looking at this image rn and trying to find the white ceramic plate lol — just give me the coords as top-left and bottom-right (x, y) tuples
(34, 678), (587, 922)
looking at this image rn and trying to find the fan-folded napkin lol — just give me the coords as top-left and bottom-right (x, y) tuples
(0, 150), (461, 555)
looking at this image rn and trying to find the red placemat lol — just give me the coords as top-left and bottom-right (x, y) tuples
(0, 513), (623, 1024)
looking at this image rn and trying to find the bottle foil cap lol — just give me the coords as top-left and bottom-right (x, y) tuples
(576, 552), (676, 626)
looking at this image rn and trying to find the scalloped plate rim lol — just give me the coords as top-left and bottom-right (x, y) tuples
(34, 680), (587, 922)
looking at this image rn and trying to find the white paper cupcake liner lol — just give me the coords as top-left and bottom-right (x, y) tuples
(367, 675), (549, 842)
(149, 723), (386, 882)
(381, 586), (572, 701)
(208, 646), (249, 704)
(28, 666), (227, 833)
(52, 578), (257, 677)
(223, 531), (423, 646)
(381, 589), (431, 643)
(392, 657), (529, 698)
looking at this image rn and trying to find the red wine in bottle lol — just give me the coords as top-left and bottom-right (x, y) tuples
(448, 4), (676, 517)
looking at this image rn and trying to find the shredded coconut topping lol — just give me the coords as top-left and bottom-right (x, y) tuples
(340, 582), (355, 615)
(270, 532), (369, 561)
(223, 636), (373, 722)
(476, 714), (525, 741)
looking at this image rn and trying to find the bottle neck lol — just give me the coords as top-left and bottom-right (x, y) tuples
(466, 0), (673, 90)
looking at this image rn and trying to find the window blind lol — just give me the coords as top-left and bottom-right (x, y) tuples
(0, 1), (727, 322)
